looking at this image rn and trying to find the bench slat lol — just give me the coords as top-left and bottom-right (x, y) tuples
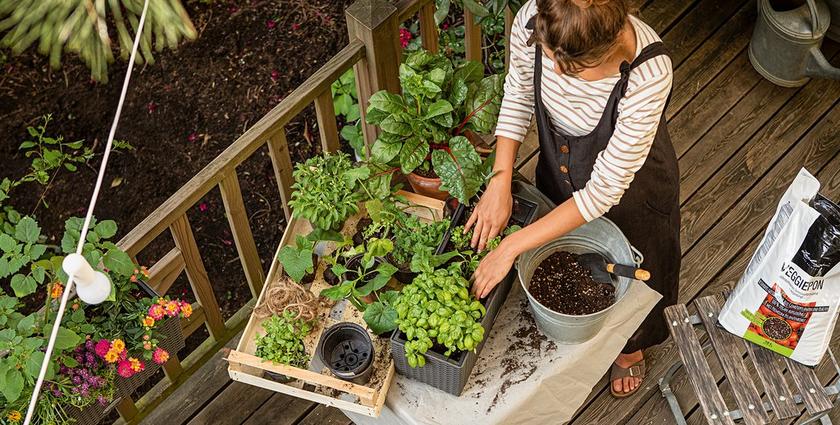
(694, 295), (769, 425)
(746, 343), (799, 419)
(785, 357), (833, 414)
(664, 304), (735, 425)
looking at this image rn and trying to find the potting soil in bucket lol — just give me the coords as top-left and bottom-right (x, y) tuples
(517, 217), (639, 344)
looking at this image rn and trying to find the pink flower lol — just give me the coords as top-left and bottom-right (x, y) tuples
(199, 202), (208, 212)
(117, 360), (134, 378)
(187, 132), (198, 143)
(291, 23), (301, 31)
(146, 101), (158, 113)
(152, 348), (170, 365)
(148, 304), (165, 320)
(165, 301), (181, 317)
(399, 28), (413, 48)
(270, 69), (280, 82)
(266, 19), (277, 29)
(442, 22), (450, 30)
(94, 339), (111, 358)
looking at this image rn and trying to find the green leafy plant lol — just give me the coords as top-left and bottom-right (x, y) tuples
(394, 265), (485, 367)
(255, 311), (313, 368)
(331, 69), (367, 158)
(366, 49), (503, 203)
(363, 290), (400, 335)
(288, 152), (368, 233)
(0, 0), (197, 82)
(391, 215), (449, 266)
(276, 235), (316, 283)
(434, 0), (527, 25)
(320, 238), (398, 312)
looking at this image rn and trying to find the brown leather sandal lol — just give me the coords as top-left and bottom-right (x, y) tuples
(609, 359), (645, 398)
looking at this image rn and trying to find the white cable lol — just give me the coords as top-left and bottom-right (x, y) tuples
(23, 0), (150, 422)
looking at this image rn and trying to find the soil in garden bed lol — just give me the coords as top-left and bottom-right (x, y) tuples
(529, 251), (615, 315)
(0, 0), (354, 316)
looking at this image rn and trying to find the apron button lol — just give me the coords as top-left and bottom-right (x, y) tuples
(560, 145), (569, 154)
(560, 165), (569, 174)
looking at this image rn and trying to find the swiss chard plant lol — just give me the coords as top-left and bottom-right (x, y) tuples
(366, 49), (504, 203)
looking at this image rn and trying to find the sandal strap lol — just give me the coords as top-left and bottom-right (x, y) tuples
(611, 359), (646, 380)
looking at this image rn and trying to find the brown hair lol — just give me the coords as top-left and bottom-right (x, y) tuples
(529, 0), (630, 75)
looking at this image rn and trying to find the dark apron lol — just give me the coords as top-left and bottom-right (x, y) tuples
(529, 22), (681, 353)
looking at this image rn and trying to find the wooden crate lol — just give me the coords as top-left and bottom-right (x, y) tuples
(227, 191), (445, 417)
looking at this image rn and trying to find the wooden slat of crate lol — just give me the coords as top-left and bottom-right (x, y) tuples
(784, 357), (833, 415)
(746, 343), (799, 419)
(664, 304), (736, 425)
(694, 296), (769, 425)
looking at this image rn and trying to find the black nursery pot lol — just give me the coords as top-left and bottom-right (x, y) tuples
(317, 323), (374, 384)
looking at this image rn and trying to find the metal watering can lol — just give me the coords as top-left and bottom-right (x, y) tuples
(750, 0), (840, 87)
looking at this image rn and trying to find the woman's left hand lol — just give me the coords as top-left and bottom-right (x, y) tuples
(472, 241), (517, 299)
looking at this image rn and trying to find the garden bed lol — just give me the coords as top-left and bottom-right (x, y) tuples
(227, 191), (445, 416)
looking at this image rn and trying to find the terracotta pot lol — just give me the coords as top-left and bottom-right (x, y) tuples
(406, 172), (448, 200)
(463, 130), (494, 157)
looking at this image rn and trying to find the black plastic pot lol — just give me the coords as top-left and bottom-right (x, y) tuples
(317, 323), (374, 384)
(390, 194), (538, 395)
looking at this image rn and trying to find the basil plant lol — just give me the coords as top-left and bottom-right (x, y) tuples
(366, 49), (505, 204)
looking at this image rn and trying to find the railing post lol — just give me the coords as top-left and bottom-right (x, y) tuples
(266, 129), (294, 220)
(346, 0), (401, 155)
(169, 214), (226, 340)
(219, 171), (266, 298)
(419, 2), (439, 53)
(464, 9), (483, 64)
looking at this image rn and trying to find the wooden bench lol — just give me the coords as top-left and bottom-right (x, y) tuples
(662, 294), (840, 424)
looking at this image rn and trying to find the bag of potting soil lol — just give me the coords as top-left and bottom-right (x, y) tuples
(718, 168), (840, 366)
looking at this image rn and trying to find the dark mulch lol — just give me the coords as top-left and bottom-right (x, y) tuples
(0, 0), (354, 317)
(529, 251), (615, 315)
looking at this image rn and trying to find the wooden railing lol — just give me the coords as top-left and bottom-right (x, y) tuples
(111, 0), (512, 422)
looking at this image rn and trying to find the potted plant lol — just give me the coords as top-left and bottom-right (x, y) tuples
(319, 239), (400, 336)
(365, 49), (504, 203)
(255, 310), (314, 382)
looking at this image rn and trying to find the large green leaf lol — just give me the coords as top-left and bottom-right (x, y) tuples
(26, 351), (55, 380)
(462, 0), (491, 16)
(425, 100), (454, 119)
(94, 220), (118, 239)
(14, 216), (40, 244)
(380, 115), (413, 137)
(448, 78), (470, 109)
(432, 136), (485, 203)
(320, 281), (353, 301)
(464, 74), (505, 134)
(103, 247), (134, 276)
(277, 239), (314, 283)
(454, 61), (485, 85)
(1, 369), (24, 402)
(10, 274), (36, 297)
(0, 233), (16, 253)
(399, 137), (429, 174)
(371, 134), (401, 164)
(368, 91), (405, 114)
(363, 301), (398, 334)
(54, 327), (81, 350)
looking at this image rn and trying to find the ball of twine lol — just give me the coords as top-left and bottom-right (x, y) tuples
(254, 277), (320, 322)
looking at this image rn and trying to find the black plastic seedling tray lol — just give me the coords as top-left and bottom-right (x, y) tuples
(390, 194), (537, 395)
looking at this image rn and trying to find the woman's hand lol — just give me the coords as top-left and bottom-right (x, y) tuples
(471, 240), (517, 298)
(464, 174), (513, 251)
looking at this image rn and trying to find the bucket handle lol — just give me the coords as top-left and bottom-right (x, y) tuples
(630, 245), (644, 267)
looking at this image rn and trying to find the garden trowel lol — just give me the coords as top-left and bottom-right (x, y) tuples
(578, 253), (651, 283)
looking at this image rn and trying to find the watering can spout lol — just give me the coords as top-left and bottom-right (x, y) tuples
(806, 47), (840, 80)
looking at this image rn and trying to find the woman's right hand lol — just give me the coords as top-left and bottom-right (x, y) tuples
(464, 173), (513, 251)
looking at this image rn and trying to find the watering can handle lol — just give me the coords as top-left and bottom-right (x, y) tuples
(806, 0), (820, 35)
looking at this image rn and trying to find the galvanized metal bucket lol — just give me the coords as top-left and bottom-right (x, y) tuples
(516, 217), (642, 344)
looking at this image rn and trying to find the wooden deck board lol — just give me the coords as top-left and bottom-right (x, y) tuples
(138, 1), (840, 424)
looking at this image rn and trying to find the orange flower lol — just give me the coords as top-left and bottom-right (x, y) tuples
(129, 357), (144, 372)
(165, 301), (180, 317)
(180, 303), (192, 318)
(104, 350), (119, 363)
(50, 282), (63, 299)
(111, 339), (125, 352)
(141, 316), (155, 328)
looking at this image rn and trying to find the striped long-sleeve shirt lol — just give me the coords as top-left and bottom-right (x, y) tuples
(495, 0), (673, 222)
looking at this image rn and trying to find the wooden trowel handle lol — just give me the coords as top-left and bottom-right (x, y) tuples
(606, 263), (651, 281)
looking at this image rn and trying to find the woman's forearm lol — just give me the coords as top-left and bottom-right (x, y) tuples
(490, 136), (520, 187)
(500, 197), (586, 258)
